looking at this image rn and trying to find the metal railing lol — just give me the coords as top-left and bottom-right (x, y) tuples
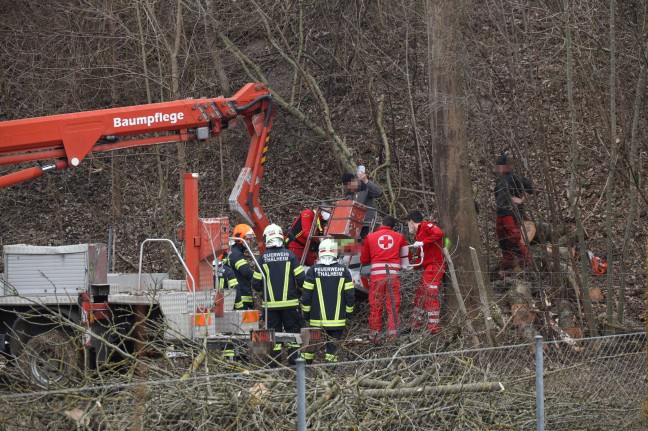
(137, 238), (197, 338)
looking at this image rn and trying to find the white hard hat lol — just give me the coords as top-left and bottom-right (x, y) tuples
(318, 238), (338, 259)
(320, 209), (331, 221)
(263, 224), (283, 243)
(320, 202), (333, 222)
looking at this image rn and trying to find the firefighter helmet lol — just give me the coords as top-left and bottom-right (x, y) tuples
(232, 224), (254, 241)
(263, 224), (284, 243)
(318, 239), (338, 258)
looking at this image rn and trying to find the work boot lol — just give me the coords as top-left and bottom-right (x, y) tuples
(324, 353), (339, 363)
(498, 269), (513, 280)
(300, 351), (314, 365)
(367, 332), (381, 346)
(398, 326), (413, 335)
(286, 342), (301, 365)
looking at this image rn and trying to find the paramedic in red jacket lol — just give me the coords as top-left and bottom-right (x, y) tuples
(407, 210), (445, 334)
(360, 215), (410, 342)
(284, 203), (332, 266)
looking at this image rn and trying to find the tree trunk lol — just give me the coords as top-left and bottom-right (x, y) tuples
(0, 53), (9, 119)
(171, 0), (187, 210)
(107, 0), (122, 221)
(618, 37), (646, 325)
(205, 0), (230, 96)
(426, 0), (487, 315)
(604, 0), (617, 332)
(564, 0), (598, 336)
(136, 1), (172, 270)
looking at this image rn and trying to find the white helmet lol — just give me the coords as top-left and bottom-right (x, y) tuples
(318, 239), (338, 259)
(320, 202), (334, 222)
(263, 224), (284, 246)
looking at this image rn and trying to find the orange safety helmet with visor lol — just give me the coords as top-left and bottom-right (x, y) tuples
(231, 223), (256, 245)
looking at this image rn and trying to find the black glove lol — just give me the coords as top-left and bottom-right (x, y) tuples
(285, 231), (298, 245)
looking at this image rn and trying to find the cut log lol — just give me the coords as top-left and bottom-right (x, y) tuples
(557, 300), (581, 338)
(589, 286), (604, 302)
(469, 247), (496, 346)
(360, 381), (505, 398)
(523, 220), (537, 243)
(511, 303), (536, 326)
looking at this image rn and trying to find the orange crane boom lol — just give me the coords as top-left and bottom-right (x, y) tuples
(0, 82), (274, 239)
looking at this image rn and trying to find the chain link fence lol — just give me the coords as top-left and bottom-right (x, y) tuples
(0, 332), (644, 430)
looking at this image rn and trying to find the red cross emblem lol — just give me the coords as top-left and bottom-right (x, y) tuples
(377, 235), (394, 250)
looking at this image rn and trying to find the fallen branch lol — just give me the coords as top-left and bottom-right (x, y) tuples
(360, 381), (505, 398)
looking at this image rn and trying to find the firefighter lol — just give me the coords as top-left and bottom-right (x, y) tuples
(216, 257), (239, 290)
(406, 210), (445, 334)
(214, 258), (240, 361)
(360, 215), (410, 343)
(342, 167), (383, 238)
(300, 239), (355, 363)
(224, 224), (256, 310)
(494, 154), (534, 278)
(284, 203), (333, 266)
(252, 224), (305, 366)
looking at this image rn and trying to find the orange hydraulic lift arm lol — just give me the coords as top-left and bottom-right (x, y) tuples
(228, 99), (274, 241)
(0, 83), (274, 231)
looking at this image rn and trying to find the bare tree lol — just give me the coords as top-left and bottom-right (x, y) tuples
(604, 0), (617, 332)
(426, 0), (487, 315)
(564, 0), (598, 336)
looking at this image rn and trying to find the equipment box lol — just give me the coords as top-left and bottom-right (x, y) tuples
(326, 200), (366, 238)
(3, 244), (107, 297)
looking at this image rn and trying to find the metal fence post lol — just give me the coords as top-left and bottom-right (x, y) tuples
(296, 357), (306, 431)
(535, 335), (545, 431)
(107, 227), (113, 272)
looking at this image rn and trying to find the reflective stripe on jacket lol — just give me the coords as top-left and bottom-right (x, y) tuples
(219, 265), (239, 289)
(251, 247), (305, 309)
(225, 243), (254, 301)
(285, 208), (323, 248)
(301, 263), (355, 328)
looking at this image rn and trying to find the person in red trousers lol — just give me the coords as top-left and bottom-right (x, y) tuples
(494, 154), (534, 278)
(406, 210), (445, 334)
(360, 215), (410, 344)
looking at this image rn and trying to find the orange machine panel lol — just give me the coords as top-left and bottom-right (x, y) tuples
(199, 217), (229, 261)
(325, 200), (366, 238)
(193, 218), (229, 291)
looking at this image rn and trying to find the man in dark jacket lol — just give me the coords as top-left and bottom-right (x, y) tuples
(301, 239), (355, 363)
(342, 167), (383, 238)
(215, 259), (240, 361)
(252, 224), (305, 365)
(224, 223), (256, 310)
(494, 154), (534, 278)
